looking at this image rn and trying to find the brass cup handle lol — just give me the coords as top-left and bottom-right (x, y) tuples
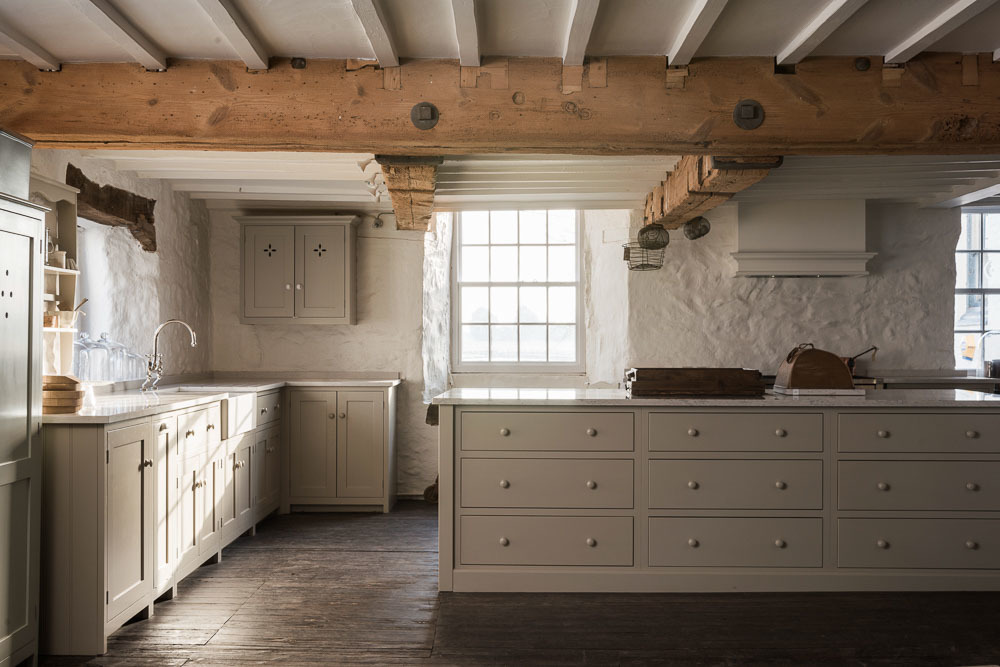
(142, 459), (153, 468)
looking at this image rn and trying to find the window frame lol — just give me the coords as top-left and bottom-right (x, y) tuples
(954, 206), (1000, 368)
(450, 209), (586, 374)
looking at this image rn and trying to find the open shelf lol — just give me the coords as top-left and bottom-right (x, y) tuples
(43, 327), (78, 333)
(43, 265), (80, 276)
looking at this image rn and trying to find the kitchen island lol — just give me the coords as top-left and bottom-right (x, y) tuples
(433, 388), (1000, 592)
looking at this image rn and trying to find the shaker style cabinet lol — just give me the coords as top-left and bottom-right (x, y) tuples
(240, 216), (359, 324)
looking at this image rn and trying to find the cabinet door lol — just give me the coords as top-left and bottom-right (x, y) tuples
(337, 392), (384, 499)
(252, 430), (266, 517)
(154, 416), (178, 592)
(217, 442), (237, 539)
(288, 390), (337, 498)
(200, 451), (222, 556)
(264, 426), (282, 507)
(295, 225), (346, 318)
(233, 434), (254, 531)
(243, 225), (294, 318)
(106, 423), (153, 621)
(177, 455), (201, 572)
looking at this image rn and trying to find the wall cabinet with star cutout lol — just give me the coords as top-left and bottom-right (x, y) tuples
(240, 216), (359, 324)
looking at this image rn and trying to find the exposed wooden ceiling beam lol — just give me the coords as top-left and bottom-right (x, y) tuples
(884, 0), (998, 64)
(450, 0), (479, 67)
(5, 56), (1000, 155)
(376, 156), (442, 231)
(776, 0), (868, 65)
(67, 0), (167, 71)
(667, 0), (728, 67)
(193, 0), (269, 70)
(922, 174), (1000, 207)
(562, 0), (600, 66)
(350, 0), (398, 68)
(0, 23), (60, 71)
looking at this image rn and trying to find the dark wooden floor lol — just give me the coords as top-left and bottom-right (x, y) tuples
(41, 501), (1000, 666)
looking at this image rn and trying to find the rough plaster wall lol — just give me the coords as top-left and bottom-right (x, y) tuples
(31, 149), (212, 375)
(210, 211), (437, 495)
(422, 213), (452, 403)
(627, 202), (960, 374)
(583, 209), (630, 386)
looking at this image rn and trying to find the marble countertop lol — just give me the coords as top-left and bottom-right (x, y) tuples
(432, 387), (1000, 408)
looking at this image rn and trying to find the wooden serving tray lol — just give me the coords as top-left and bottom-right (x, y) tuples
(625, 368), (764, 397)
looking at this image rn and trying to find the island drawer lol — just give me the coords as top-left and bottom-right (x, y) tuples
(461, 412), (634, 451)
(838, 413), (1000, 453)
(838, 519), (1000, 569)
(838, 461), (1000, 511)
(649, 459), (822, 510)
(649, 413), (822, 452)
(648, 517), (822, 567)
(460, 515), (633, 566)
(461, 458), (633, 509)
(178, 404), (221, 458)
(257, 390), (282, 426)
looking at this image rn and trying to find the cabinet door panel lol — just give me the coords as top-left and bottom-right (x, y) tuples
(154, 417), (177, 591)
(295, 225), (346, 318)
(200, 453), (221, 555)
(337, 391), (384, 498)
(234, 435), (253, 529)
(217, 444), (237, 538)
(264, 425), (281, 506)
(244, 225), (294, 318)
(289, 391), (337, 498)
(106, 424), (152, 621)
(178, 455), (201, 570)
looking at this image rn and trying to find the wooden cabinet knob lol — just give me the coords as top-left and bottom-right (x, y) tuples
(499, 479), (510, 489)
(877, 482), (890, 491)
(774, 539), (787, 549)
(967, 482), (980, 491)
(585, 538), (597, 547)
(499, 428), (510, 436)
(877, 430), (890, 438)
(876, 539), (889, 549)
(687, 428), (699, 437)
(586, 480), (597, 490)
(966, 430), (979, 439)
(142, 459), (153, 468)
(966, 540), (979, 550)
(775, 481), (787, 490)
(499, 537), (510, 547)
(688, 538), (699, 548)
(339, 413), (346, 419)
(775, 428), (787, 437)
(586, 428), (597, 437)
(687, 481), (699, 490)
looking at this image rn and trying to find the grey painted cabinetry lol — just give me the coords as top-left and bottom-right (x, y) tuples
(240, 216), (358, 324)
(287, 387), (395, 512)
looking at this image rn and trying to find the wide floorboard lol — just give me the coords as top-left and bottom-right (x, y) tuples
(41, 501), (1000, 666)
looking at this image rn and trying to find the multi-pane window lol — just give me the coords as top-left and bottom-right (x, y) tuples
(954, 209), (1000, 369)
(453, 210), (583, 371)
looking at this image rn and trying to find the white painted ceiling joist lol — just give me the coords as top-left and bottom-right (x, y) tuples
(922, 175), (1000, 208)
(884, 0), (999, 64)
(776, 0), (868, 65)
(193, 0), (269, 70)
(667, 0), (728, 67)
(450, 0), (479, 67)
(350, 0), (398, 68)
(0, 23), (60, 71)
(67, 0), (167, 71)
(562, 0), (601, 66)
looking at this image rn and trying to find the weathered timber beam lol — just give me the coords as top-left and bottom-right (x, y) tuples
(3, 55), (1000, 155)
(375, 156), (443, 232)
(644, 156), (781, 229)
(66, 164), (157, 251)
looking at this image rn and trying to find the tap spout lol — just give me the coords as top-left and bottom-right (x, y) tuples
(153, 319), (198, 358)
(142, 320), (198, 392)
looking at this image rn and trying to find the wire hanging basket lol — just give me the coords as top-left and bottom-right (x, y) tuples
(622, 241), (664, 271)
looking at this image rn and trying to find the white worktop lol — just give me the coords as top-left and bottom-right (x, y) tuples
(432, 387), (1000, 407)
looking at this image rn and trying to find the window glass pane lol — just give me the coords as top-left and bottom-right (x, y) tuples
(460, 246), (489, 282)
(956, 252), (981, 289)
(519, 286), (546, 323)
(462, 211), (489, 244)
(519, 325), (547, 361)
(520, 210), (547, 243)
(986, 335), (1000, 363)
(548, 210), (576, 244)
(491, 325), (517, 361)
(548, 325), (576, 362)
(955, 333), (978, 370)
(461, 286), (489, 323)
(490, 286), (517, 323)
(985, 253), (1000, 289)
(490, 210), (518, 244)
(984, 214), (1000, 250)
(548, 245), (576, 281)
(462, 325), (489, 361)
(958, 213), (983, 250)
(988, 294), (1000, 331)
(490, 246), (518, 281)
(955, 293), (982, 331)
(549, 286), (576, 323)
(519, 246), (547, 282)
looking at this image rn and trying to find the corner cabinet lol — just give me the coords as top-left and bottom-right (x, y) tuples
(240, 216), (359, 324)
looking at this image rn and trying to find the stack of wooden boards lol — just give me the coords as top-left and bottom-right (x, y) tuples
(42, 375), (84, 414)
(625, 368), (764, 397)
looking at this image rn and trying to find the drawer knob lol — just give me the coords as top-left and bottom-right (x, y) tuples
(499, 428), (511, 437)
(687, 481), (699, 490)
(499, 537), (510, 547)
(775, 428), (787, 438)
(687, 538), (699, 548)
(142, 459), (153, 468)
(876, 539), (890, 549)
(966, 540), (979, 550)
(586, 428), (597, 437)
(586, 480), (597, 490)
(967, 482), (980, 492)
(877, 482), (890, 491)
(329, 413), (336, 419)
(261, 407), (268, 414)
(687, 428), (699, 437)
(340, 412), (347, 419)
(775, 481), (787, 490)
(585, 538), (597, 547)
(774, 539), (787, 549)
(966, 430), (979, 439)
(877, 430), (890, 438)
(499, 479), (510, 489)
(207, 423), (215, 430)
(185, 430), (195, 438)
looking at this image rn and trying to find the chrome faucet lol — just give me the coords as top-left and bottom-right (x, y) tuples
(141, 320), (198, 391)
(972, 330), (1000, 378)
